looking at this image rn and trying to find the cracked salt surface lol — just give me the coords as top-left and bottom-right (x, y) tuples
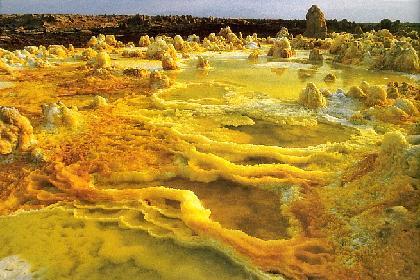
(0, 81), (15, 89)
(321, 91), (359, 120)
(0, 256), (32, 280)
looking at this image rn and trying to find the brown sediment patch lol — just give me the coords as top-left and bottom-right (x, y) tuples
(111, 178), (291, 241)
(159, 82), (228, 104)
(341, 153), (378, 183)
(56, 69), (152, 100)
(229, 120), (360, 147)
(0, 64), (153, 113)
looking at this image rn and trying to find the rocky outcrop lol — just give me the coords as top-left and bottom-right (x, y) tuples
(376, 43), (419, 73)
(41, 102), (81, 130)
(0, 107), (34, 155)
(139, 35), (151, 47)
(267, 38), (294, 58)
(276, 27), (289, 38)
(161, 54), (178, 70)
(146, 37), (177, 60)
(298, 82), (327, 109)
(365, 85), (387, 106)
(248, 50), (260, 61)
(94, 51), (111, 69)
(324, 73), (336, 83)
(304, 5), (327, 39)
(196, 56), (210, 69)
(309, 48), (323, 62)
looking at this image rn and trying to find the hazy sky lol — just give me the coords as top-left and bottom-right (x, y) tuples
(0, 0), (419, 22)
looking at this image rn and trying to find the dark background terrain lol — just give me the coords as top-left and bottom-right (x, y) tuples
(1, 14), (418, 50)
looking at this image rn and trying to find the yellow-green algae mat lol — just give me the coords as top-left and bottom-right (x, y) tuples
(0, 206), (259, 280)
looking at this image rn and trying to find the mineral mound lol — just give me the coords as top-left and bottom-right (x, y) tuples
(304, 5), (328, 39)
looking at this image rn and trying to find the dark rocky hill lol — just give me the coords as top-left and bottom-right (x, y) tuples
(0, 14), (418, 50)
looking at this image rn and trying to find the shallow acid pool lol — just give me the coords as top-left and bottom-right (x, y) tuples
(168, 50), (416, 101)
(0, 207), (261, 280)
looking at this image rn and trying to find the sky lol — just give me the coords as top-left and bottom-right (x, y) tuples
(0, 0), (419, 22)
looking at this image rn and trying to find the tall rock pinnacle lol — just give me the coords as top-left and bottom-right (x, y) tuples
(304, 5), (328, 39)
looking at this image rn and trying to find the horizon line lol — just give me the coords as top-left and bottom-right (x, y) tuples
(0, 13), (418, 24)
